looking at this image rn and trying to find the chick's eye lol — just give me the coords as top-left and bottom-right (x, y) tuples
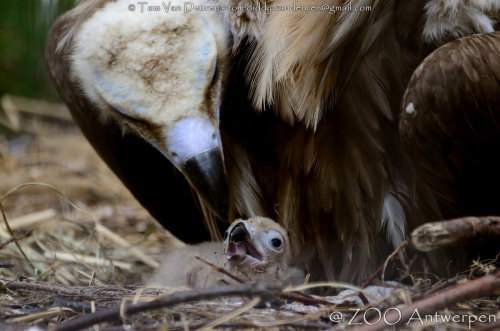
(271, 238), (282, 248)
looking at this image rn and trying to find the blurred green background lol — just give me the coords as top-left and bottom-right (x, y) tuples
(0, 0), (77, 100)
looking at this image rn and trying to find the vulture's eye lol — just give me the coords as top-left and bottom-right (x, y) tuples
(271, 238), (282, 248)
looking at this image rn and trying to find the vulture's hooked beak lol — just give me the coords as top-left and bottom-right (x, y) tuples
(165, 116), (229, 221)
(224, 222), (265, 265)
(181, 147), (229, 221)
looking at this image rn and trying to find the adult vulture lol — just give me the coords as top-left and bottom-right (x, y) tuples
(46, 0), (500, 284)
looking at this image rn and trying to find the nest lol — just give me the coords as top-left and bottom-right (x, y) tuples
(0, 96), (499, 330)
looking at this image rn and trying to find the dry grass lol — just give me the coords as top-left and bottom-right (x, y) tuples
(0, 97), (183, 288)
(0, 97), (498, 330)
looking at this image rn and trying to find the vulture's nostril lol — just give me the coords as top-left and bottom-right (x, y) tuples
(229, 222), (249, 243)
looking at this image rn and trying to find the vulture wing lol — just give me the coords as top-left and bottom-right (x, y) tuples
(400, 31), (500, 219)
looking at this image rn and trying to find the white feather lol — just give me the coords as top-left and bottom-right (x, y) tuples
(423, 0), (499, 44)
(381, 191), (406, 249)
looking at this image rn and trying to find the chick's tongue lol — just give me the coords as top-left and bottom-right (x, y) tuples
(225, 242), (247, 259)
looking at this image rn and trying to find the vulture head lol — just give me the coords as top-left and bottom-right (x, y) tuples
(69, 0), (230, 220)
(223, 216), (292, 275)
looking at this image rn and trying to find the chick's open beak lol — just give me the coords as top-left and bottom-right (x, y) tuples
(225, 222), (264, 262)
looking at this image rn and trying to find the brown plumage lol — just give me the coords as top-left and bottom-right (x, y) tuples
(400, 31), (500, 261)
(223, 0), (500, 283)
(150, 217), (304, 288)
(46, 0), (500, 286)
(225, 0), (430, 283)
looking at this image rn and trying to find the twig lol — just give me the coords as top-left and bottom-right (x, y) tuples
(96, 224), (158, 268)
(168, 321), (331, 330)
(411, 216), (500, 252)
(354, 271), (500, 331)
(361, 264), (384, 288)
(280, 291), (334, 306)
(199, 297), (261, 330)
(1, 94), (72, 122)
(0, 203), (32, 269)
(194, 254), (245, 283)
(0, 182), (99, 273)
(0, 209), (57, 232)
(381, 241), (407, 281)
(194, 254), (334, 306)
(0, 231), (32, 250)
(52, 284), (280, 331)
(44, 251), (133, 271)
(361, 240), (408, 287)
(282, 290), (335, 306)
(4, 281), (154, 300)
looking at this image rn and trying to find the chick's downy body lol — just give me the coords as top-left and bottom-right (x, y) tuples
(151, 217), (304, 288)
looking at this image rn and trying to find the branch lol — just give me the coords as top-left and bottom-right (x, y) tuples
(194, 254), (334, 306)
(411, 216), (500, 252)
(381, 241), (407, 282)
(0, 231), (32, 250)
(361, 241), (407, 287)
(194, 254), (245, 283)
(52, 284), (280, 331)
(4, 281), (150, 300)
(354, 271), (500, 331)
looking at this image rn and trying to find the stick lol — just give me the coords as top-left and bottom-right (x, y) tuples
(52, 284), (280, 331)
(411, 216), (500, 252)
(361, 241), (407, 287)
(4, 281), (151, 300)
(194, 254), (245, 283)
(194, 254), (334, 306)
(280, 290), (335, 306)
(96, 224), (159, 268)
(1, 94), (72, 121)
(199, 297), (261, 330)
(0, 209), (57, 231)
(0, 231), (32, 250)
(44, 251), (133, 271)
(381, 241), (407, 281)
(354, 271), (500, 331)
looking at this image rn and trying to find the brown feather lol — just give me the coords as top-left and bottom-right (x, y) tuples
(225, 0), (434, 284)
(400, 31), (500, 218)
(400, 30), (500, 270)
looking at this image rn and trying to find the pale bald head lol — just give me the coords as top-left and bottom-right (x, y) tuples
(223, 216), (292, 275)
(71, 0), (228, 168)
(68, 0), (230, 219)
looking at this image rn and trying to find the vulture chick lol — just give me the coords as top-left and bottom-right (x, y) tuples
(46, 0), (231, 241)
(150, 217), (304, 288)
